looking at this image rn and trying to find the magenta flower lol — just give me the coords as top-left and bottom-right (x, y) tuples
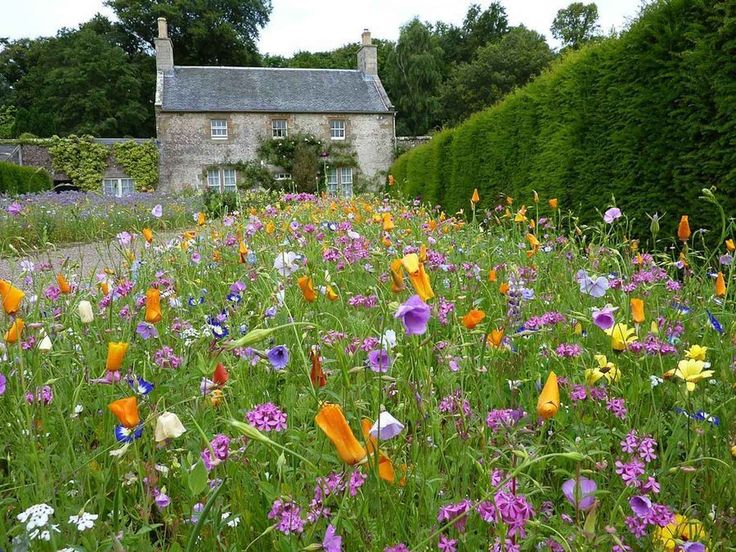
(7, 202), (22, 216)
(394, 295), (431, 335)
(0, 373), (6, 395)
(562, 477), (597, 512)
(591, 305), (617, 330)
(246, 402), (287, 432)
(322, 524), (342, 552)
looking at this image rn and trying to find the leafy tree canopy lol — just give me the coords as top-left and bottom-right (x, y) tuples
(551, 2), (601, 49)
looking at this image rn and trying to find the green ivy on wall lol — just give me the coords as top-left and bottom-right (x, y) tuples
(48, 135), (109, 191)
(113, 141), (159, 191)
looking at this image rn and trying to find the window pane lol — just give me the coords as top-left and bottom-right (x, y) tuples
(330, 120), (345, 139)
(102, 179), (117, 197)
(211, 120), (227, 138)
(207, 170), (221, 188)
(120, 178), (135, 196)
(223, 168), (237, 189)
(340, 168), (353, 184)
(272, 119), (287, 138)
(327, 168), (338, 195)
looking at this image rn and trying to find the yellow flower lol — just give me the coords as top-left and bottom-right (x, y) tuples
(585, 354), (621, 385)
(536, 371), (559, 421)
(604, 323), (638, 352)
(685, 345), (707, 361)
(664, 359), (714, 392)
(400, 253), (434, 301)
(653, 514), (708, 551)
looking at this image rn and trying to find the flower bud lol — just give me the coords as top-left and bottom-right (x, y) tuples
(78, 301), (94, 324)
(154, 412), (186, 442)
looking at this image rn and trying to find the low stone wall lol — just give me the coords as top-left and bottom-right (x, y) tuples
(396, 136), (432, 154)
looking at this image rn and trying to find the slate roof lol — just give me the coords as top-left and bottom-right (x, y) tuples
(160, 66), (393, 114)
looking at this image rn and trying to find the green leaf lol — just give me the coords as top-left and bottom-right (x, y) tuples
(188, 460), (208, 496)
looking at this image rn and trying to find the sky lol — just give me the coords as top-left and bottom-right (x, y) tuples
(0, 0), (645, 54)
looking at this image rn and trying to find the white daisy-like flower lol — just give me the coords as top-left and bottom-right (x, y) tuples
(221, 512), (241, 527)
(17, 503), (54, 531)
(69, 512), (98, 531)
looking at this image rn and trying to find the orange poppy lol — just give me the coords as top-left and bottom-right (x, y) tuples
(212, 362), (229, 386)
(400, 253), (434, 301)
(142, 228), (153, 243)
(265, 221), (275, 234)
(4, 318), (24, 344)
(726, 239), (735, 253)
(56, 273), (72, 294)
(310, 346), (327, 388)
(108, 397), (140, 428)
(487, 328), (505, 348)
(145, 288), (162, 324)
(488, 269), (497, 283)
(715, 272), (726, 297)
(298, 276), (317, 302)
(537, 371), (559, 421)
(471, 189), (480, 204)
(197, 212), (206, 226)
(0, 279), (25, 315)
(499, 282), (510, 295)
(99, 281), (110, 296)
(315, 403), (366, 465)
(239, 241), (248, 263)
(106, 342), (129, 372)
(382, 213), (395, 232)
(388, 174), (395, 187)
(677, 215), (691, 242)
(360, 418), (396, 483)
(390, 259), (405, 293)
(549, 198), (558, 209)
(325, 285), (338, 301)
(630, 298), (645, 324)
(461, 309), (486, 329)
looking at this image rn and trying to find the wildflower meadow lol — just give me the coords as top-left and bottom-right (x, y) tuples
(1, 190), (734, 551)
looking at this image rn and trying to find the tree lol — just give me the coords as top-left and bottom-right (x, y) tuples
(106, 0), (273, 66)
(436, 3), (508, 66)
(439, 26), (553, 125)
(551, 2), (601, 49)
(384, 19), (445, 136)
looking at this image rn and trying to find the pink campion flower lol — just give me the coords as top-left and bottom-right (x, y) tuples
(438, 535), (457, 552)
(604, 207), (622, 223)
(437, 499), (472, 532)
(615, 458), (646, 486)
(322, 524), (342, 552)
(0, 373), (6, 395)
(348, 471), (366, 496)
(246, 403), (287, 432)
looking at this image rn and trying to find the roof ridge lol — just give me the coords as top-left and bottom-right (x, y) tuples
(174, 66), (361, 73)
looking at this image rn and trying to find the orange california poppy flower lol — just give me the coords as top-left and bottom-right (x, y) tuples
(298, 276), (318, 302)
(677, 215), (691, 242)
(239, 241), (248, 263)
(197, 212), (206, 226)
(471, 188), (480, 204)
(419, 244), (427, 264)
(56, 273), (72, 294)
(142, 228), (153, 243)
(401, 253), (434, 301)
(106, 341), (129, 372)
(310, 346), (327, 388)
(487, 328), (505, 348)
(390, 259), (406, 293)
(715, 272), (726, 297)
(726, 239), (735, 253)
(145, 288), (163, 324)
(488, 269), (497, 283)
(108, 396), (140, 428)
(427, 219), (437, 232)
(315, 403), (367, 465)
(325, 285), (338, 301)
(537, 371), (560, 421)
(382, 213), (395, 232)
(265, 221), (275, 234)
(99, 281), (110, 296)
(360, 418), (396, 483)
(461, 309), (486, 330)
(4, 318), (24, 344)
(382, 236), (392, 247)
(0, 279), (25, 315)
(499, 282), (510, 295)
(212, 362), (229, 386)
(549, 198), (558, 209)
(630, 298), (645, 324)
(388, 174), (395, 186)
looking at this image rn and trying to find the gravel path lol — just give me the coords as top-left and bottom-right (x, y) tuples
(0, 231), (185, 285)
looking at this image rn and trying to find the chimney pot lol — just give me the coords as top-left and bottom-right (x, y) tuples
(157, 17), (168, 39)
(361, 29), (372, 46)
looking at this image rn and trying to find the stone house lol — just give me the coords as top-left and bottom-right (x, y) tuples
(154, 18), (395, 195)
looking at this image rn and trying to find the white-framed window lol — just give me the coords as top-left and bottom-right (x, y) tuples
(326, 167), (353, 197)
(327, 168), (338, 195)
(273, 173), (292, 180)
(102, 177), (135, 198)
(272, 119), (288, 139)
(340, 167), (353, 197)
(330, 119), (346, 140)
(207, 168), (237, 193)
(210, 119), (228, 139)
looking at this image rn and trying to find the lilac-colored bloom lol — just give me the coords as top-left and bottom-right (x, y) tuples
(154, 489), (170, 509)
(562, 477), (597, 512)
(246, 402), (287, 432)
(629, 495), (652, 518)
(577, 270), (609, 298)
(91, 370), (122, 385)
(682, 543), (706, 552)
(438, 534), (457, 552)
(7, 202), (22, 216)
(367, 349), (391, 372)
(230, 281), (246, 294)
(0, 373), (6, 395)
(267, 345), (289, 370)
(603, 207), (622, 223)
(591, 305), (617, 330)
(151, 204), (163, 218)
(117, 231), (133, 246)
(136, 321), (158, 340)
(394, 295), (431, 335)
(322, 524), (342, 552)
(370, 411), (404, 440)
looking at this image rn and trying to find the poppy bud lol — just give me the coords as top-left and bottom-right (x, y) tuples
(536, 371), (560, 421)
(78, 300), (94, 324)
(213, 363), (229, 386)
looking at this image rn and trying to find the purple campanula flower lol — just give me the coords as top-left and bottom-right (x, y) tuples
(394, 295), (431, 335)
(367, 349), (391, 372)
(267, 345), (289, 370)
(629, 495), (652, 518)
(591, 305), (617, 330)
(562, 477), (597, 512)
(136, 321), (158, 340)
(603, 207), (622, 223)
(117, 231), (133, 246)
(151, 204), (163, 218)
(370, 411), (404, 440)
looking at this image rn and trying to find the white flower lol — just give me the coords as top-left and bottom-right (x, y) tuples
(38, 333), (52, 352)
(17, 503), (54, 531)
(29, 525), (59, 540)
(72, 404), (84, 418)
(650, 375), (663, 388)
(19, 259), (35, 273)
(68, 512), (98, 531)
(380, 329), (397, 350)
(221, 512), (241, 527)
(77, 301), (94, 324)
(154, 412), (187, 442)
(273, 251), (300, 277)
(347, 230), (360, 239)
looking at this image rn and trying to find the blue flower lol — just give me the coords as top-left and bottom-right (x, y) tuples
(188, 296), (205, 307)
(114, 424), (144, 443)
(266, 345), (289, 370)
(671, 302), (692, 314)
(210, 324), (229, 339)
(128, 375), (155, 395)
(706, 310), (724, 334)
(227, 292), (242, 303)
(246, 251), (257, 264)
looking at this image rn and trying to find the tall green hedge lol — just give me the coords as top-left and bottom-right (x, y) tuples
(0, 161), (52, 195)
(390, 0), (736, 238)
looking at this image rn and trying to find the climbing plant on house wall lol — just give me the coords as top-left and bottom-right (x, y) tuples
(48, 135), (109, 191)
(112, 141), (159, 191)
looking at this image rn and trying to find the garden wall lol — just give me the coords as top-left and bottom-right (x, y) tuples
(390, 0), (736, 239)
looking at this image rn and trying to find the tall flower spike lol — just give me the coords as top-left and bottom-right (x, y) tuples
(145, 288), (163, 324)
(315, 403), (366, 465)
(536, 371), (559, 421)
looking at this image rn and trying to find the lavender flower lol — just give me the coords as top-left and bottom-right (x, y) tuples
(394, 295), (431, 335)
(246, 402), (287, 432)
(267, 345), (289, 370)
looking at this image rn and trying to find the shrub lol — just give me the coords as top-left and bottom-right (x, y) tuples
(389, 0), (736, 241)
(203, 188), (238, 218)
(0, 161), (52, 195)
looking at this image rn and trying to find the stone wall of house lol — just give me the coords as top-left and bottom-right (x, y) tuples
(156, 111), (395, 191)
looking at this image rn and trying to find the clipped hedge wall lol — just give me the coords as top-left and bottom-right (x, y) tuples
(0, 161), (52, 195)
(390, 0), (736, 238)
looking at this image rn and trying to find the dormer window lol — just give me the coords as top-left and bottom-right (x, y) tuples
(272, 119), (288, 139)
(330, 119), (346, 140)
(211, 119), (228, 139)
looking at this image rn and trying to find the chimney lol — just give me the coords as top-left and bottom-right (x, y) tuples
(155, 17), (174, 71)
(357, 28), (377, 76)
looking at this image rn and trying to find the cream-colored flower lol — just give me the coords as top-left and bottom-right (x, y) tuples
(78, 301), (94, 324)
(154, 412), (186, 442)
